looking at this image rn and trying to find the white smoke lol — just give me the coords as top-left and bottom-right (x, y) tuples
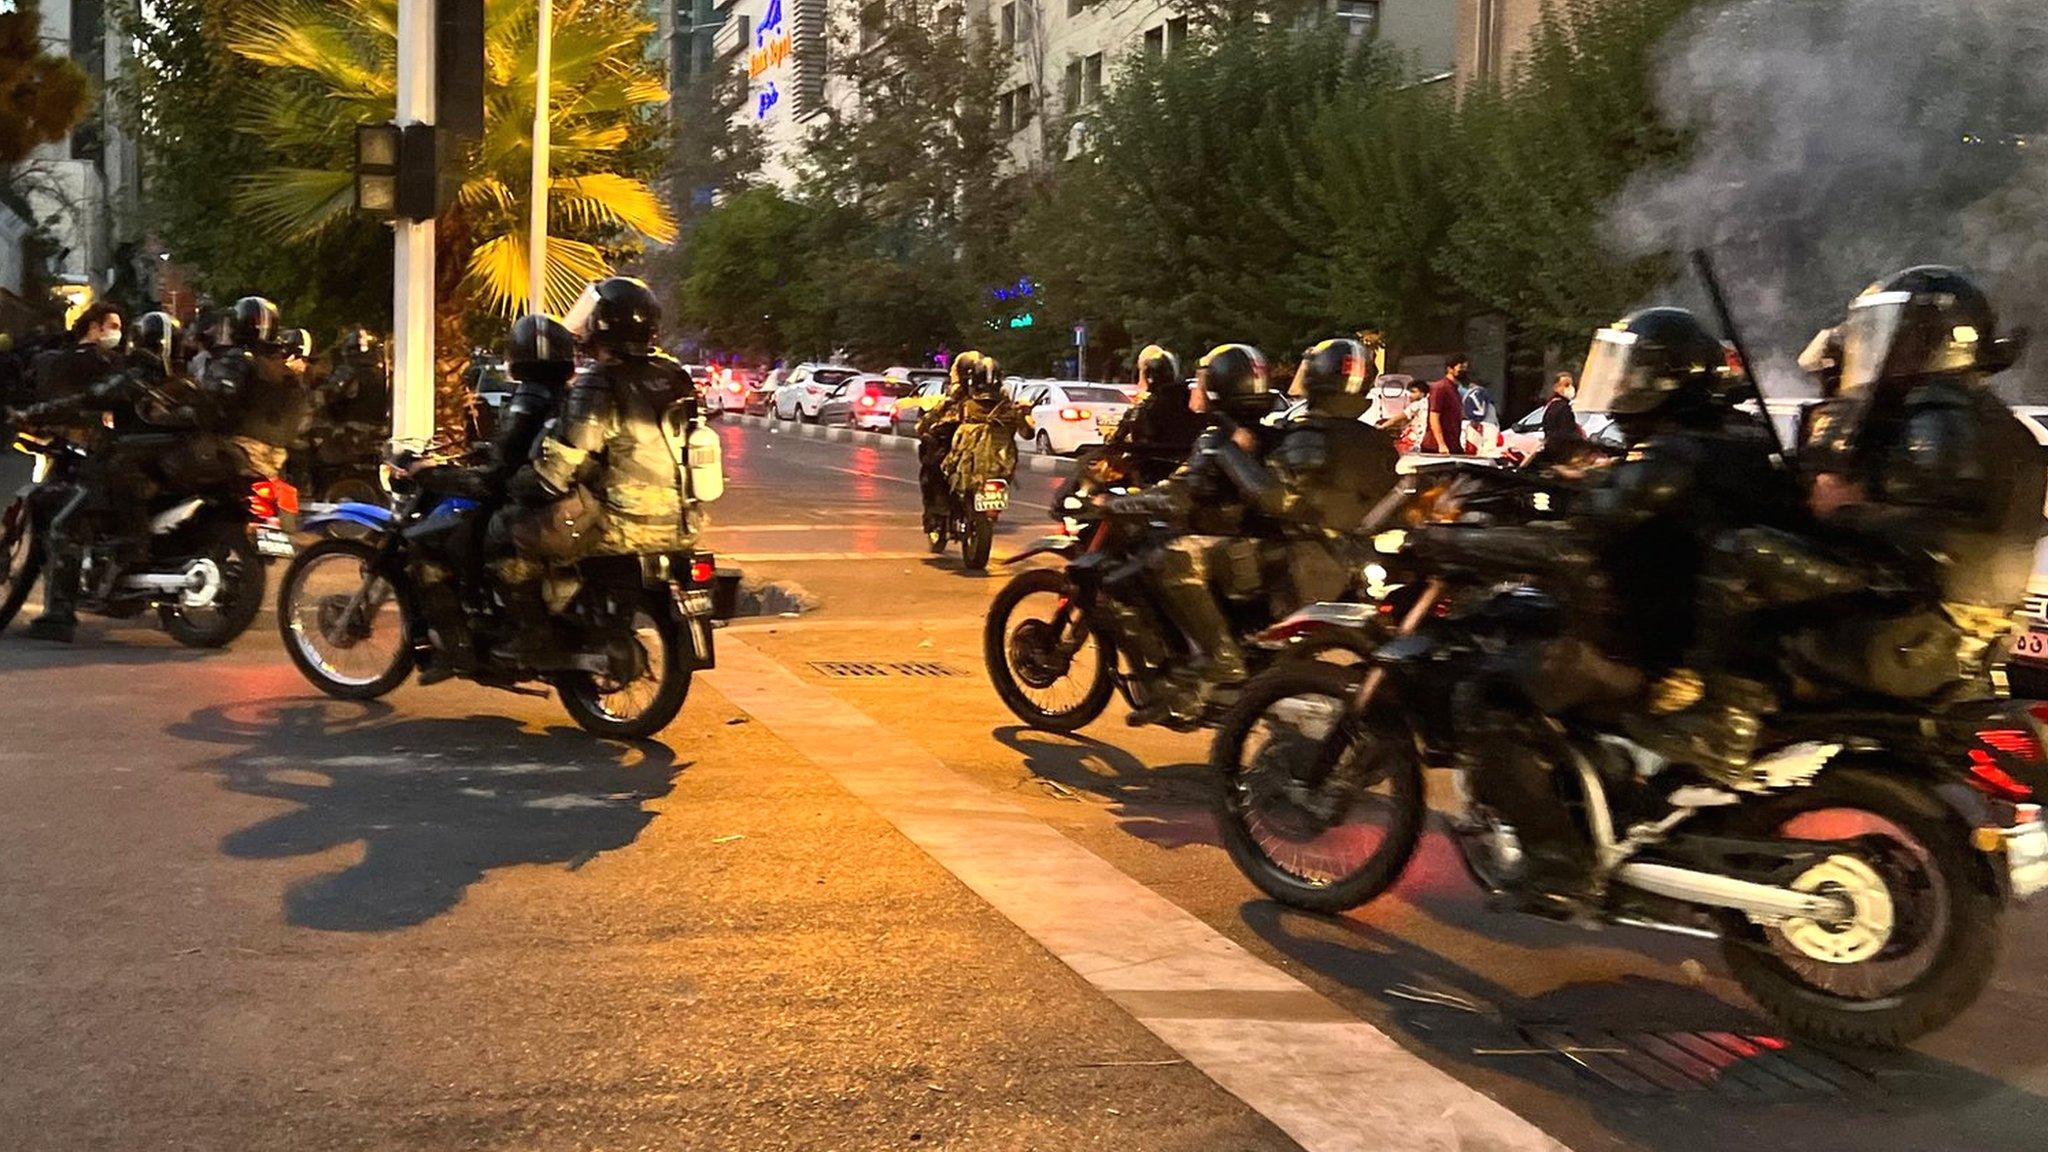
(1608, 0), (2048, 399)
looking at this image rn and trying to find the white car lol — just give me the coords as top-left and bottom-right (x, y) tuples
(1497, 405), (1625, 460)
(1018, 382), (1135, 456)
(771, 363), (862, 423)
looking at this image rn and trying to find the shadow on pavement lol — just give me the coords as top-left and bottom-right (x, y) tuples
(170, 696), (683, 932)
(1240, 896), (2048, 1152)
(0, 631), (234, 668)
(992, 724), (1217, 849)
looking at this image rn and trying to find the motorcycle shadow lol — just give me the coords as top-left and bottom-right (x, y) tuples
(168, 697), (684, 933)
(0, 628), (234, 669)
(991, 724), (1216, 850)
(1238, 892), (2048, 1148)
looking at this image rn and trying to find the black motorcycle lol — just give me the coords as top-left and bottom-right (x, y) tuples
(274, 462), (716, 739)
(1209, 512), (2048, 1047)
(1, 429), (294, 646)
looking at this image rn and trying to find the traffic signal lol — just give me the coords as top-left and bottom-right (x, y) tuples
(355, 121), (448, 221)
(354, 123), (401, 217)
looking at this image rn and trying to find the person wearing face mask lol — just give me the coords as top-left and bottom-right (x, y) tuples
(28, 304), (125, 436)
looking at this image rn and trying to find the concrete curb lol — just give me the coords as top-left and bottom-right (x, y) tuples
(731, 412), (1077, 476)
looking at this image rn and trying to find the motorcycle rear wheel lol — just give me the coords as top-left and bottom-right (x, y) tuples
(1712, 765), (2000, 1048)
(277, 537), (415, 699)
(0, 499), (43, 633)
(161, 525), (267, 648)
(1211, 662), (1427, 913)
(961, 514), (995, 571)
(553, 597), (691, 739)
(983, 566), (1116, 732)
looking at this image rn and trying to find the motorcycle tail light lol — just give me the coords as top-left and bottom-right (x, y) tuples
(689, 555), (717, 585)
(1978, 728), (2042, 759)
(1967, 748), (2035, 801)
(982, 479), (1007, 493)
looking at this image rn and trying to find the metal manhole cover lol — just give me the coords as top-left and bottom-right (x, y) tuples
(810, 661), (969, 679)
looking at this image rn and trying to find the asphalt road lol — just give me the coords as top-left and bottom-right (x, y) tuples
(1, 422), (2045, 1150)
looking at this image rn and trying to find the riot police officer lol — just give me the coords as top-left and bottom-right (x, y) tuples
(917, 351), (984, 540)
(489, 278), (698, 665)
(198, 296), (310, 480)
(1096, 344), (1209, 486)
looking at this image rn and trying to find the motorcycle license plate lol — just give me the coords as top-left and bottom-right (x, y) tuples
(2003, 820), (2048, 900)
(2015, 631), (2048, 663)
(253, 527), (295, 559)
(974, 488), (1010, 512)
(677, 587), (715, 617)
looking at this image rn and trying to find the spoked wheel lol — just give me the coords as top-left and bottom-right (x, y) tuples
(1211, 662), (1427, 912)
(321, 475), (382, 506)
(1715, 766), (1999, 1048)
(0, 498), (43, 633)
(160, 525), (268, 648)
(554, 599), (691, 739)
(983, 566), (1115, 732)
(277, 537), (415, 698)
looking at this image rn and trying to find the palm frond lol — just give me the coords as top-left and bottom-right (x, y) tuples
(229, 1), (390, 102)
(551, 173), (677, 244)
(232, 168), (360, 238)
(465, 232), (613, 317)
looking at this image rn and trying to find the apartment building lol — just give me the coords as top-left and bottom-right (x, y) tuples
(1453, 0), (1554, 89)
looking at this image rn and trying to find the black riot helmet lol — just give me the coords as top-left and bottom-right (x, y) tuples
(129, 312), (181, 377)
(967, 354), (1004, 398)
(1573, 307), (1732, 431)
(587, 276), (660, 356)
(1135, 344), (1183, 396)
(949, 350), (985, 396)
(226, 296), (281, 348)
(1838, 266), (2021, 399)
(277, 328), (313, 361)
(1292, 337), (1373, 418)
(1196, 343), (1272, 421)
(506, 314), (578, 389)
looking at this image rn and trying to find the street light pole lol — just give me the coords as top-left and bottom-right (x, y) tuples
(529, 0), (552, 316)
(391, 0), (437, 451)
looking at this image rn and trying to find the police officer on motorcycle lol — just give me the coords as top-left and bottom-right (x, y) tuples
(198, 296), (310, 481)
(916, 351), (987, 541)
(5, 312), (197, 642)
(1648, 267), (2044, 776)
(488, 278), (698, 666)
(1097, 345), (1209, 486)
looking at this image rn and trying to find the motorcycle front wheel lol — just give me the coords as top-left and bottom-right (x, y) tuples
(160, 524), (267, 648)
(277, 537), (415, 698)
(1711, 765), (2000, 1048)
(983, 566), (1116, 732)
(553, 596), (691, 739)
(0, 498), (43, 633)
(1211, 662), (1427, 913)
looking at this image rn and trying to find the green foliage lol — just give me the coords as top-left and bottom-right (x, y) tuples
(673, 187), (813, 358)
(0, 1), (91, 166)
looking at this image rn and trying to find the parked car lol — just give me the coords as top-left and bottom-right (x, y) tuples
(1497, 404), (1625, 460)
(892, 375), (953, 435)
(749, 367), (786, 414)
(772, 363), (863, 422)
(818, 373), (915, 431)
(696, 365), (756, 415)
(884, 365), (949, 391)
(1016, 382), (1134, 456)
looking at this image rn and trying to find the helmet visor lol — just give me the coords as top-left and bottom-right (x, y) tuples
(1573, 328), (1652, 415)
(1838, 291), (1910, 397)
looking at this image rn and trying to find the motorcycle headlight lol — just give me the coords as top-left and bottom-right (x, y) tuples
(1373, 529), (1407, 554)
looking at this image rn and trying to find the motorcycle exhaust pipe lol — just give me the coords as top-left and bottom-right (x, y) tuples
(120, 573), (195, 593)
(1614, 861), (1850, 924)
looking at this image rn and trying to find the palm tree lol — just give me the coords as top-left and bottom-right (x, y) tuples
(227, 0), (676, 322)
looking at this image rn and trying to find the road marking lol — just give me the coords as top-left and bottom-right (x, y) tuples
(704, 638), (1567, 1152)
(723, 551), (948, 562)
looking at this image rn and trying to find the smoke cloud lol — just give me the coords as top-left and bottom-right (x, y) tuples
(1608, 0), (2048, 399)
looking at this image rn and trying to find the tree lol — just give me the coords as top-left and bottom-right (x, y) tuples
(672, 187), (813, 358)
(0, 1), (91, 166)
(227, 0), (677, 322)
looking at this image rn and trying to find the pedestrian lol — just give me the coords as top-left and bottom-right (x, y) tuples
(1422, 353), (1469, 454)
(1378, 379), (1428, 452)
(31, 303), (124, 408)
(1525, 371), (1594, 473)
(1461, 370), (1500, 457)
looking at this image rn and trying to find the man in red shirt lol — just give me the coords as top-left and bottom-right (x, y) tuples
(1422, 353), (1470, 454)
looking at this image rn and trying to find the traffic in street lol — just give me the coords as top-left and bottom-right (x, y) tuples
(3, 420), (2045, 1152)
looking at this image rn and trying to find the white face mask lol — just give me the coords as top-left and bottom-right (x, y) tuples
(95, 330), (123, 351)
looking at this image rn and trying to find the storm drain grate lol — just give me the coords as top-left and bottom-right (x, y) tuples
(809, 661), (969, 679)
(1512, 1027), (1872, 1097)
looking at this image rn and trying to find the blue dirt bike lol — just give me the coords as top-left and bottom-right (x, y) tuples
(274, 464), (717, 739)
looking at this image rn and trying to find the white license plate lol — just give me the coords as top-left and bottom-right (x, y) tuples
(974, 490), (1009, 512)
(679, 588), (714, 617)
(253, 528), (295, 559)
(2016, 630), (2048, 662)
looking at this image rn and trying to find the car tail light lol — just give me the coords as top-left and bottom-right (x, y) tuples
(1059, 406), (1087, 422)
(1968, 748), (2035, 801)
(689, 555), (716, 585)
(860, 392), (877, 408)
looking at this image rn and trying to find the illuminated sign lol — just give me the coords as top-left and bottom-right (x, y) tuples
(750, 0), (791, 120)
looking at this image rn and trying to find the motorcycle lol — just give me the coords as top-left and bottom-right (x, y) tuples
(0, 429), (294, 646)
(1208, 505), (2048, 1047)
(274, 460), (717, 739)
(927, 475), (1008, 572)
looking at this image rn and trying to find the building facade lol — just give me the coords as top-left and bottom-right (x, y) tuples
(2, 0), (142, 309)
(1453, 0), (1550, 89)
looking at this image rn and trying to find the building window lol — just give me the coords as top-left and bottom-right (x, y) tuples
(1166, 16), (1189, 52)
(999, 1), (1015, 48)
(1334, 0), (1379, 41)
(999, 84), (1035, 135)
(1064, 57), (1082, 113)
(1144, 26), (1164, 59)
(1082, 52), (1103, 105)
